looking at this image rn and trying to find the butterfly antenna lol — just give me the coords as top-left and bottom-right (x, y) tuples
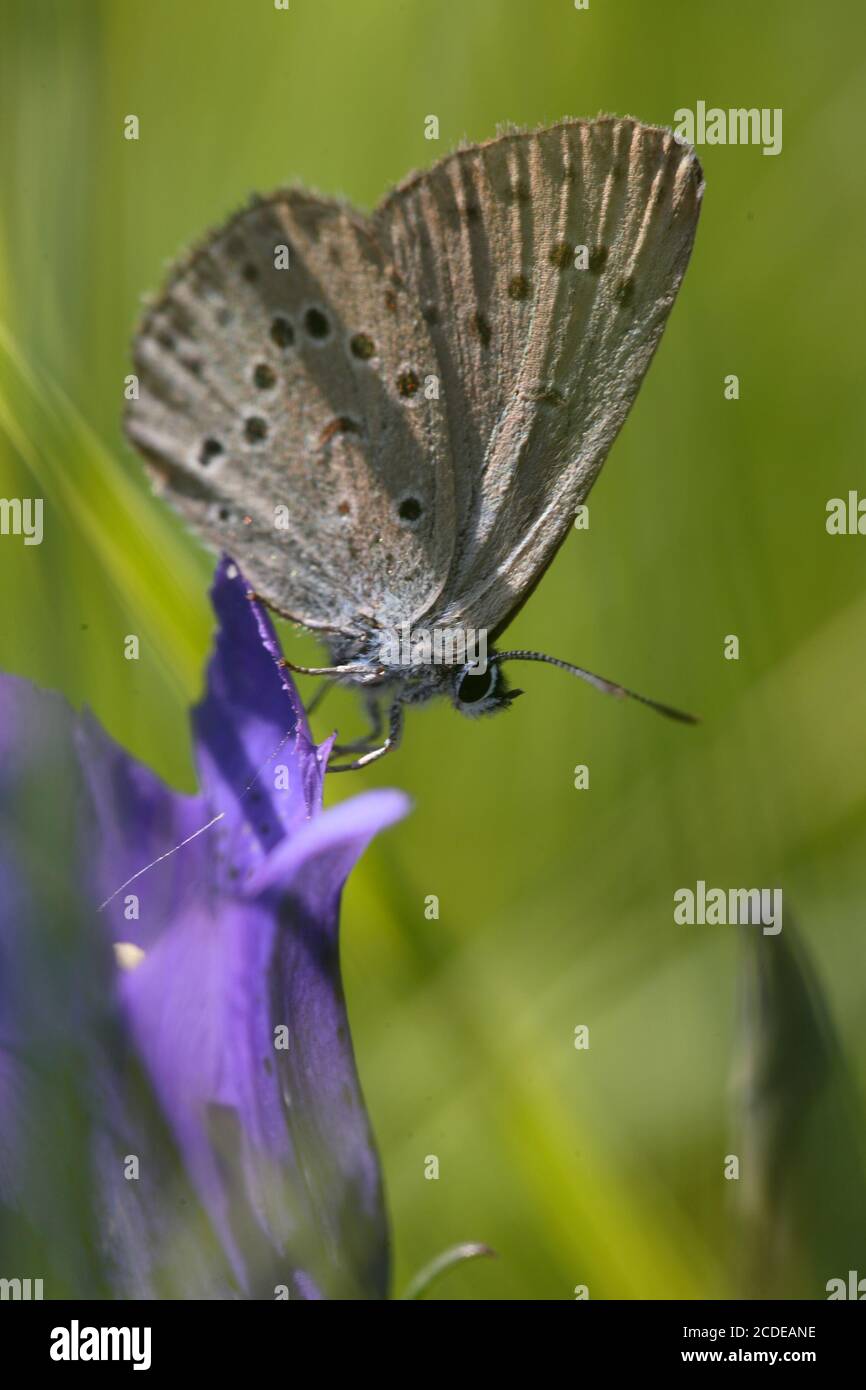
(492, 650), (699, 725)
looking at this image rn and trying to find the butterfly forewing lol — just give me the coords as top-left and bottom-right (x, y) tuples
(376, 117), (704, 634)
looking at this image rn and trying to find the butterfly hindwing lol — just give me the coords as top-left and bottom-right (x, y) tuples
(125, 191), (457, 633)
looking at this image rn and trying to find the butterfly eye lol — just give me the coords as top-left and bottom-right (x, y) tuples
(456, 665), (497, 705)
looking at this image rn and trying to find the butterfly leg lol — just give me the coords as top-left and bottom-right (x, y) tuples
(305, 680), (333, 717)
(326, 701), (403, 773)
(278, 656), (384, 682)
(330, 695), (384, 756)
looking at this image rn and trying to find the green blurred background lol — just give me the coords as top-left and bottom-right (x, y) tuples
(2, 0), (865, 1299)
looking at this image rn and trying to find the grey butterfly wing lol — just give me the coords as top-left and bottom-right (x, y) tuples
(125, 191), (456, 634)
(376, 116), (704, 635)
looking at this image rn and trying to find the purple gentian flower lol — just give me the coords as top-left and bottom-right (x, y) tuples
(0, 558), (407, 1299)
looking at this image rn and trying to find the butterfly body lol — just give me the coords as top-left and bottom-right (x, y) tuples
(126, 116), (704, 765)
(299, 624), (517, 715)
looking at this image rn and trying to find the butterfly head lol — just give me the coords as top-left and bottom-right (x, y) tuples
(451, 657), (523, 719)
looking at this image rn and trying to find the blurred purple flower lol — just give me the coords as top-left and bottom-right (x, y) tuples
(0, 558), (407, 1299)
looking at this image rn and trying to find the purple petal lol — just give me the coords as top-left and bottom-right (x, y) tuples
(76, 556), (330, 942)
(0, 556), (405, 1300)
(76, 709), (210, 949)
(119, 788), (409, 1297)
(192, 559), (329, 888)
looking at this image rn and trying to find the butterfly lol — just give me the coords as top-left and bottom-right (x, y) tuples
(125, 116), (704, 770)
